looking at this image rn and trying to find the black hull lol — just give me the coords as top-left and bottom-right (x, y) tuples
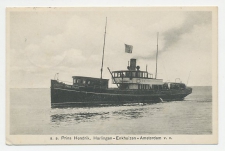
(51, 87), (192, 107)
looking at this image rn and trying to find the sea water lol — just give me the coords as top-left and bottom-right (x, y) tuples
(10, 86), (212, 135)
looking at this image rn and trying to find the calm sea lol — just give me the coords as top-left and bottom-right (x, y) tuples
(10, 86), (212, 135)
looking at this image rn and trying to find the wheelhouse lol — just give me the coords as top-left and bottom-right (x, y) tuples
(112, 71), (153, 79)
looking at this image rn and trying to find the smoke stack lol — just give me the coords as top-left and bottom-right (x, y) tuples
(130, 58), (136, 70)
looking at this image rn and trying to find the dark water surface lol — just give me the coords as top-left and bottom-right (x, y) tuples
(10, 86), (212, 135)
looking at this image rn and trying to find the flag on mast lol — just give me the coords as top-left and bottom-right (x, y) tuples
(125, 44), (133, 53)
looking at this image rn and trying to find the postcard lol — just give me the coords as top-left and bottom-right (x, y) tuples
(6, 7), (218, 144)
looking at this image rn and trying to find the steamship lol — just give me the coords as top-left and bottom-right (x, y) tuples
(50, 19), (192, 107)
(51, 58), (192, 107)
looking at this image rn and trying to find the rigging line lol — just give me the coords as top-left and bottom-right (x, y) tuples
(187, 70), (192, 86)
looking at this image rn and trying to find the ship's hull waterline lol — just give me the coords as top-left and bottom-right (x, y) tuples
(51, 86), (192, 107)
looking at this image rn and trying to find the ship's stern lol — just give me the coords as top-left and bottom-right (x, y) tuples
(186, 86), (192, 95)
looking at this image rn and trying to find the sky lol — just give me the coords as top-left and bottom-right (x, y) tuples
(8, 7), (214, 88)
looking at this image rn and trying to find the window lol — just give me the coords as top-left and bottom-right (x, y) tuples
(159, 85), (162, 90)
(122, 72), (125, 77)
(137, 72), (141, 77)
(163, 83), (168, 89)
(125, 72), (130, 77)
(149, 74), (153, 78)
(153, 85), (158, 90)
(143, 73), (146, 78)
(132, 72), (136, 77)
(76, 79), (79, 83)
(115, 72), (117, 77)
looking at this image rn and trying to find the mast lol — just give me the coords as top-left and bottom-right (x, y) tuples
(100, 17), (107, 80)
(155, 32), (159, 79)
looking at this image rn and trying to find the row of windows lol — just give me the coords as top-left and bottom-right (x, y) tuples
(170, 83), (186, 89)
(73, 78), (108, 86)
(112, 71), (153, 78)
(74, 79), (91, 84)
(138, 84), (164, 90)
(138, 84), (152, 90)
(138, 84), (186, 90)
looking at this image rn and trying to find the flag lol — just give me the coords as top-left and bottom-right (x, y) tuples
(125, 44), (133, 53)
